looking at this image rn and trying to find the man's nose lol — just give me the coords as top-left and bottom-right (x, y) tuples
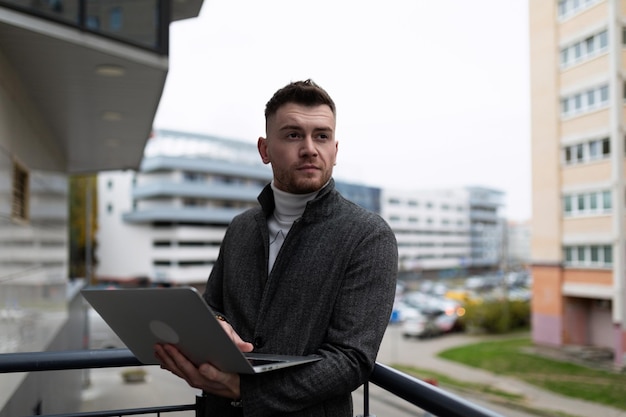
(300, 136), (318, 157)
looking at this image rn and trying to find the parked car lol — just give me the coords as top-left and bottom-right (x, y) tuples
(401, 309), (442, 339)
(390, 300), (422, 324)
(401, 291), (466, 333)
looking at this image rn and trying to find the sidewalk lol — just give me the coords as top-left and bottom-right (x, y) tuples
(377, 327), (626, 417)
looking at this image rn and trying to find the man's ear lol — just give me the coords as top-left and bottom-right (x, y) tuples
(258, 137), (270, 164)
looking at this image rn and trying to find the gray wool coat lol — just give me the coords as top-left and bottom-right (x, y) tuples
(202, 179), (398, 417)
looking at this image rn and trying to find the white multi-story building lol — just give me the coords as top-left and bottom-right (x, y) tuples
(97, 130), (272, 287)
(98, 129), (383, 288)
(98, 130), (508, 287)
(381, 186), (504, 279)
(506, 220), (531, 268)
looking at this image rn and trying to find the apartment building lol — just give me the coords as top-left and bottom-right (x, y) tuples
(380, 186), (504, 279)
(0, 1), (203, 415)
(97, 129), (382, 288)
(530, 0), (625, 366)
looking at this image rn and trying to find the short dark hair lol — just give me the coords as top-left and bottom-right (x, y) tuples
(264, 79), (336, 121)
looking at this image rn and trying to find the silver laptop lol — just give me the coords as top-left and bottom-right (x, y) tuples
(81, 286), (321, 374)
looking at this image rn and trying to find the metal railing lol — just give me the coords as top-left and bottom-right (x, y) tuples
(0, 349), (505, 417)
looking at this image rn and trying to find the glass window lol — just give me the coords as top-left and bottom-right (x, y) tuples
(561, 98), (570, 114)
(574, 43), (582, 60)
(564, 195), (573, 213)
(561, 49), (569, 66)
(110, 7), (123, 32)
(565, 246), (573, 263)
(585, 36), (595, 54)
(564, 146), (573, 163)
(589, 140), (599, 159)
(574, 93), (582, 110)
(602, 138), (610, 156)
(589, 192), (598, 210)
(577, 246), (586, 262)
(586, 89), (596, 107)
(86, 15), (100, 29)
(85, 0), (161, 51)
(590, 246), (599, 263)
(599, 30), (608, 49)
(604, 245), (613, 264)
(576, 143), (584, 161)
(577, 194), (586, 211)
(603, 191), (611, 210)
(600, 85), (609, 103)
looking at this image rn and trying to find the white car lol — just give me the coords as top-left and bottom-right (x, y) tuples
(401, 310), (441, 339)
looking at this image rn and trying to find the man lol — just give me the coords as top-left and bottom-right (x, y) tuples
(155, 79), (398, 416)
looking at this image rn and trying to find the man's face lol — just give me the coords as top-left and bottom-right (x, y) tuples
(258, 103), (338, 194)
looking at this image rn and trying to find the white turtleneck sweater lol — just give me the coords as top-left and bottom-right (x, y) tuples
(267, 182), (318, 274)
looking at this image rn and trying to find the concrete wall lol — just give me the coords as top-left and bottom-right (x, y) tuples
(0, 284), (88, 417)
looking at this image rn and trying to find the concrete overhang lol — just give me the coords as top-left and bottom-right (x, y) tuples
(0, 0), (202, 174)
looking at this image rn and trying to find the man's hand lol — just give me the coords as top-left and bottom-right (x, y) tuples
(153, 320), (254, 399)
(154, 344), (242, 398)
(217, 319), (254, 353)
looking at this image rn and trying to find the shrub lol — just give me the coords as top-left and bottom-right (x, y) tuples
(461, 299), (530, 334)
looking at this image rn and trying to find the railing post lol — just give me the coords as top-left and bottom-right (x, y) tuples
(195, 393), (207, 417)
(356, 381), (375, 417)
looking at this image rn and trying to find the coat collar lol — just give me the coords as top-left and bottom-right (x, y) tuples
(258, 178), (336, 220)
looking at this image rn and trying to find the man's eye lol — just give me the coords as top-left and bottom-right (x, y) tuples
(287, 133), (301, 139)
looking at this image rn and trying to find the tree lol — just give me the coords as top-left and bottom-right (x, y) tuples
(69, 174), (98, 282)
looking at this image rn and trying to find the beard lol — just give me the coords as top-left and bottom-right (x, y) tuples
(273, 168), (332, 194)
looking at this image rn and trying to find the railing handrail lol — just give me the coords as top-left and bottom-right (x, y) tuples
(0, 349), (506, 417)
(370, 362), (505, 417)
(0, 349), (142, 373)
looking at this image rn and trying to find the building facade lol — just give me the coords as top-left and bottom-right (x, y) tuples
(98, 130), (506, 288)
(97, 129), (383, 288)
(381, 186), (504, 280)
(0, 1), (203, 415)
(97, 130), (272, 287)
(530, 0), (626, 366)
(506, 220), (532, 269)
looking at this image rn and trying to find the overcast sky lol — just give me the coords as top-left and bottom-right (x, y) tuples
(154, 0), (531, 221)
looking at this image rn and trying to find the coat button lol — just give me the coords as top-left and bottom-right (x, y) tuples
(254, 337), (264, 348)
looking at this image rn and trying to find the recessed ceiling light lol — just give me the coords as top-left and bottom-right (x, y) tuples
(102, 111), (123, 121)
(95, 65), (126, 77)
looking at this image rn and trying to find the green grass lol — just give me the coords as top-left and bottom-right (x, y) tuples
(436, 337), (626, 410)
(390, 364), (525, 402)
